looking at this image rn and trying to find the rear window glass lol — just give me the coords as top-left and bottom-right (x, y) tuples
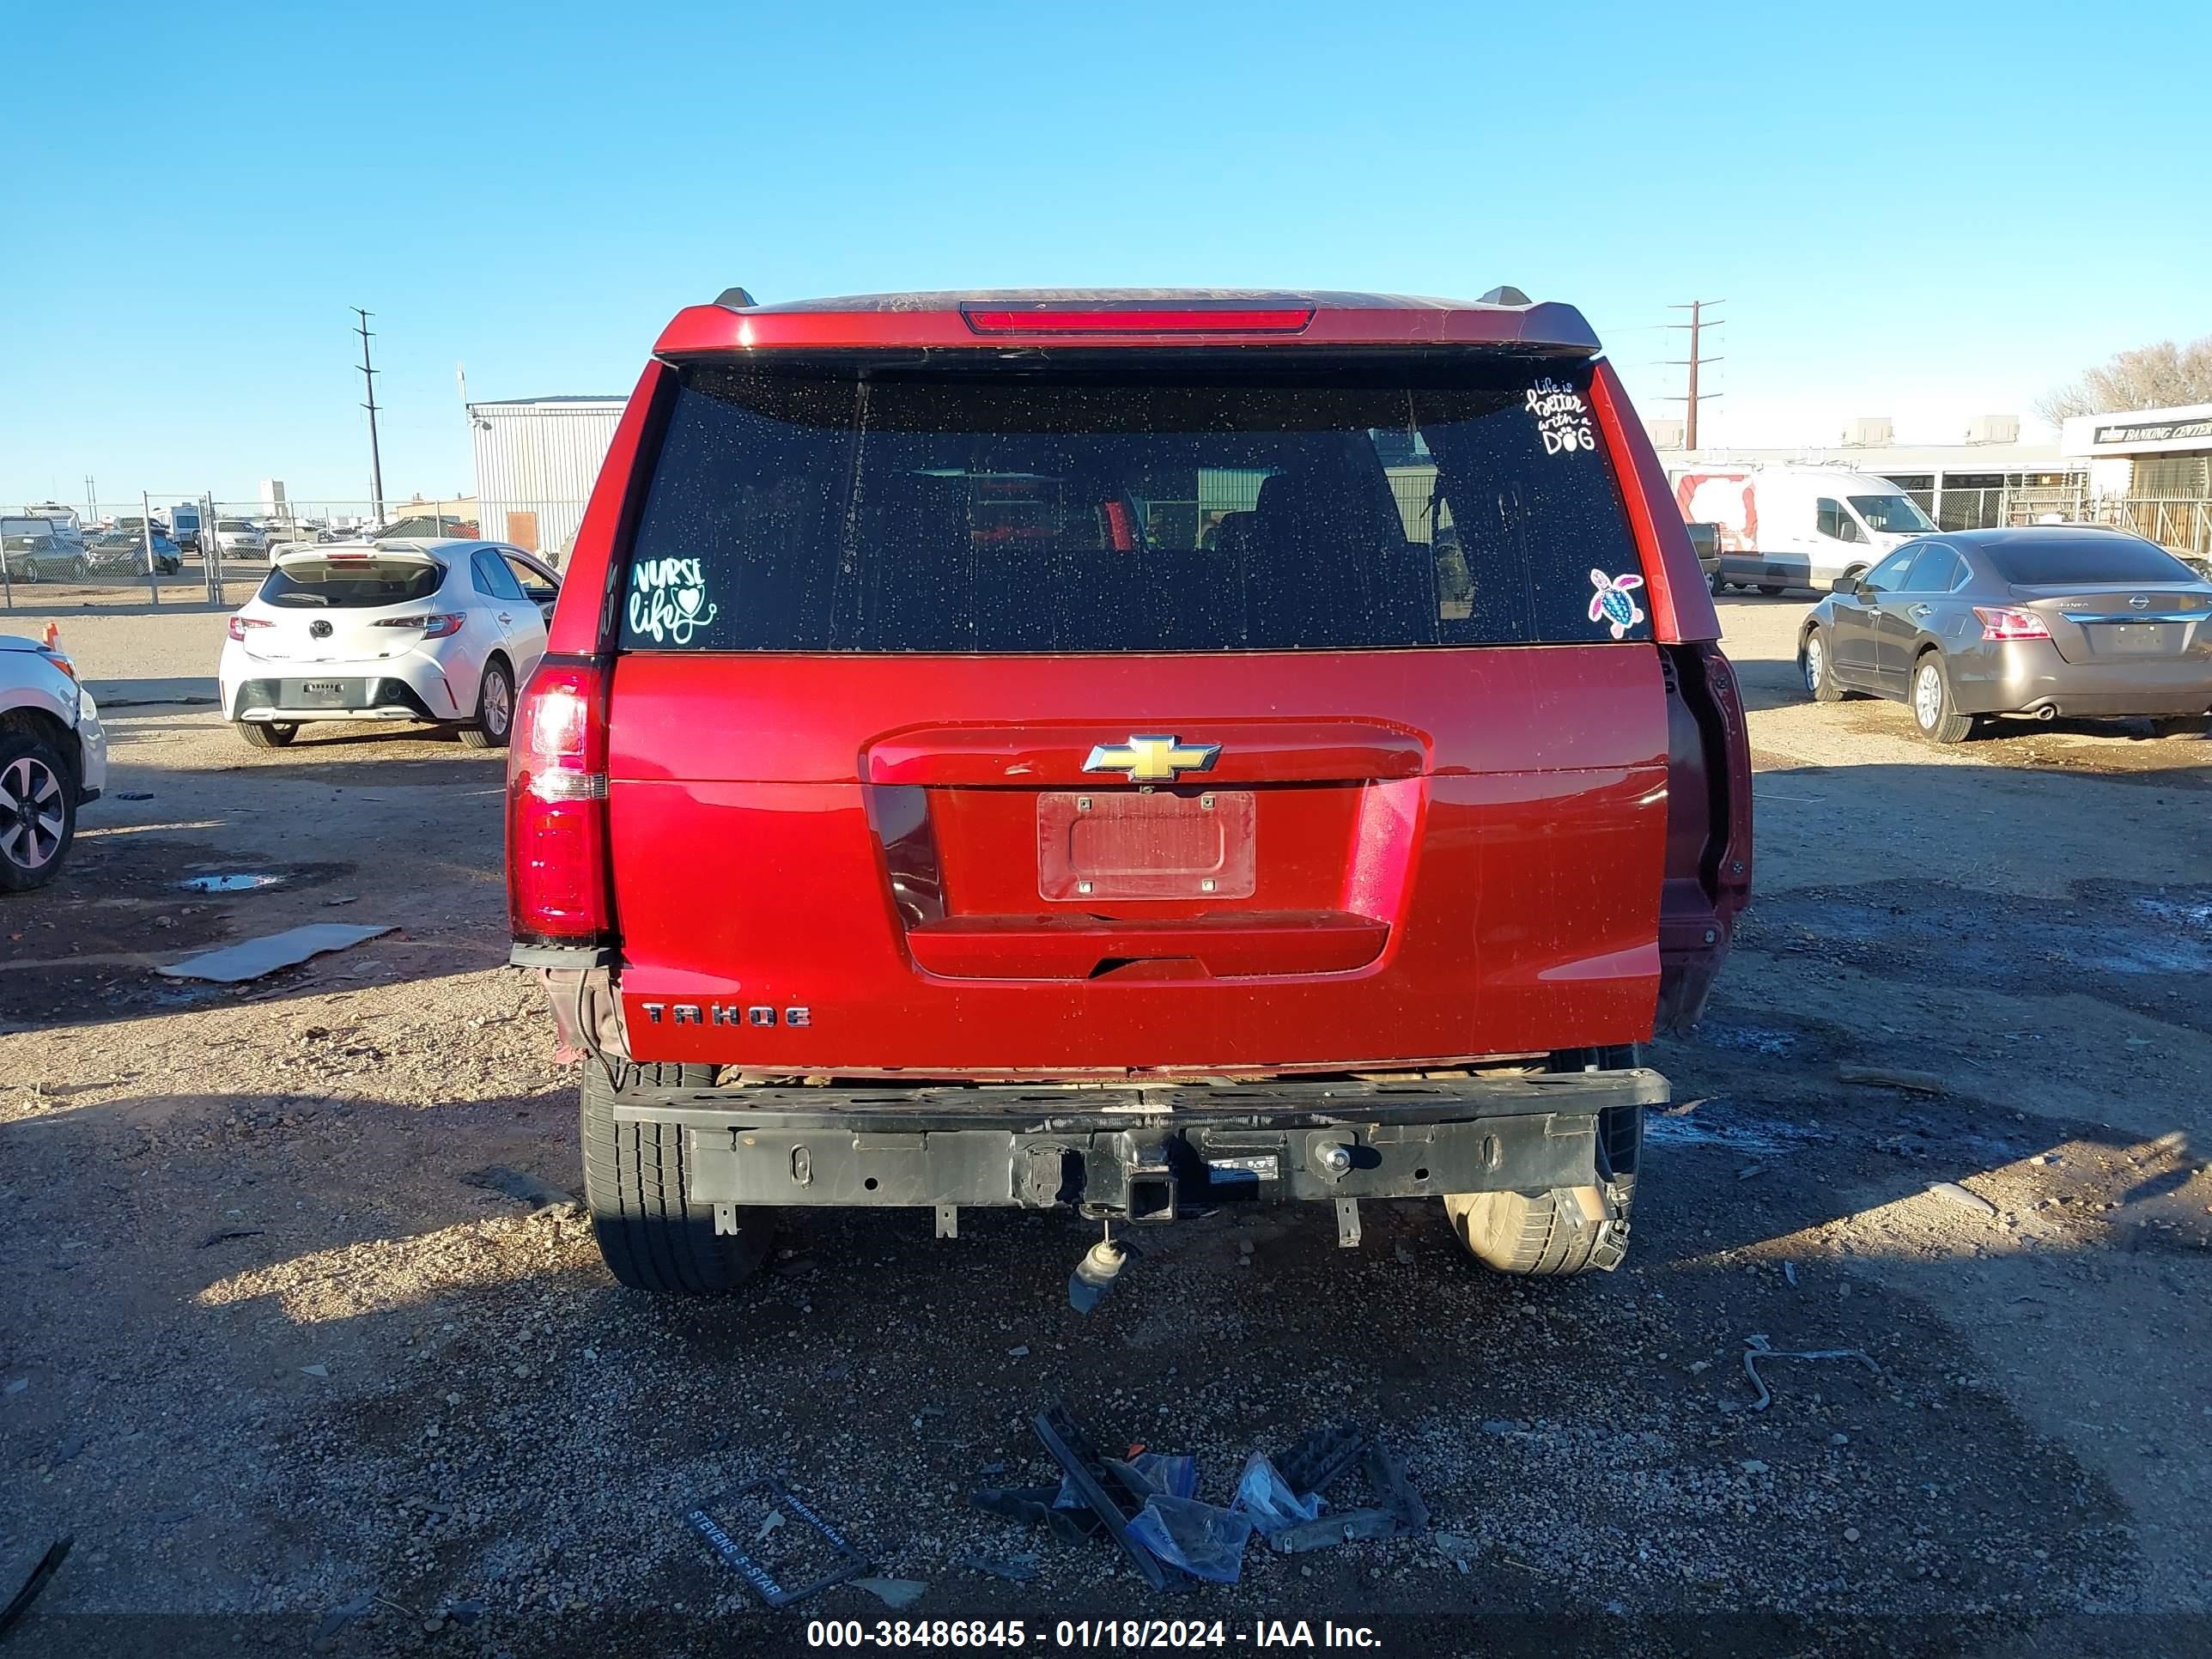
(258, 558), (444, 608)
(621, 357), (1646, 652)
(1984, 537), (2197, 586)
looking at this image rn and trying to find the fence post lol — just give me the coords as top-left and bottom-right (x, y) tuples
(204, 492), (222, 605)
(142, 491), (160, 605)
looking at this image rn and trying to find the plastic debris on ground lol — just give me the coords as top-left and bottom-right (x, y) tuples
(974, 1407), (1428, 1590)
(957, 1551), (1040, 1583)
(1231, 1451), (1324, 1536)
(853, 1578), (927, 1609)
(1124, 1493), (1254, 1583)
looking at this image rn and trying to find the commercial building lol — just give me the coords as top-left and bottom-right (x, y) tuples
(2058, 402), (2212, 561)
(467, 396), (625, 562)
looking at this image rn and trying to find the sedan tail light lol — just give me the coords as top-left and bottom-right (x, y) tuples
(1972, 605), (2051, 641)
(227, 615), (272, 641)
(507, 658), (613, 945)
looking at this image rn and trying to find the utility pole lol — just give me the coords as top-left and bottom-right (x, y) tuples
(352, 307), (386, 528)
(1665, 299), (1725, 450)
(83, 476), (97, 526)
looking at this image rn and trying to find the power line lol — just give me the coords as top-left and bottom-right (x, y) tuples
(1663, 299), (1725, 449)
(352, 307), (386, 526)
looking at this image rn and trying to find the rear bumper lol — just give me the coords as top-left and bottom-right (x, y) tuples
(611, 1067), (1667, 1217)
(224, 671), (451, 723)
(1950, 639), (2212, 718)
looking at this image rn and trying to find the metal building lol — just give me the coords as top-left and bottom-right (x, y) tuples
(468, 396), (625, 563)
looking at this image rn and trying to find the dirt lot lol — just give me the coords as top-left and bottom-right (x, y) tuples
(3, 592), (2209, 1657)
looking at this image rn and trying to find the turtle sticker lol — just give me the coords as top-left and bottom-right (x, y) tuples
(1588, 568), (1646, 639)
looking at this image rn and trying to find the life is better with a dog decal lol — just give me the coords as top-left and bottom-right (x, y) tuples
(629, 556), (719, 645)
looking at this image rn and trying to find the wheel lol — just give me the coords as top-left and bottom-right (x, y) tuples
(1800, 626), (1845, 703)
(0, 733), (76, 893)
(581, 1062), (773, 1295)
(1910, 653), (1976, 744)
(66, 556), (88, 581)
(1441, 1047), (1640, 1277)
(234, 720), (297, 750)
(1709, 568), (1726, 595)
(2149, 714), (2208, 739)
(457, 657), (514, 749)
(1757, 584), (1785, 597)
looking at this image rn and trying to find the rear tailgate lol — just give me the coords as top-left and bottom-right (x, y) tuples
(566, 343), (1738, 1075)
(2011, 584), (2212, 665)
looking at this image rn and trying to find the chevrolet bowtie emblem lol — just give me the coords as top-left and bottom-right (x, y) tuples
(1083, 734), (1220, 784)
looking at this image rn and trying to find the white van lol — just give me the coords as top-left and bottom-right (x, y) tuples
(1666, 464), (1936, 594)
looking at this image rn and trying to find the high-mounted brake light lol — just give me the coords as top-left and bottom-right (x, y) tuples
(507, 659), (613, 943)
(227, 615), (272, 641)
(960, 305), (1314, 336)
(1973, 605), (2051, 641)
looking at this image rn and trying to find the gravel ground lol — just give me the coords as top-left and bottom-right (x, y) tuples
(2, 594), (2209, 1657)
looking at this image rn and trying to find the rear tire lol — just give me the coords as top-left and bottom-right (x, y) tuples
(234, 720), (298, 749)
(457, 657), (514, 750)
(1709, 568), (1725, 595)
(1442, 1047), (1640, 1277)
(0, 733), (76, 893)
(1757, 584), (1785, 597)
(581, 1062), (774, 1295)
(1910, 652), (1976, 744)
(1800, 626), (1846, 703)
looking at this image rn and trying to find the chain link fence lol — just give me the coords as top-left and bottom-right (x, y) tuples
(3, 495), (588, 614)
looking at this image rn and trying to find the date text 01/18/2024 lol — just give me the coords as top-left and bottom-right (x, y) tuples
(803, 1620), (1383, 1650)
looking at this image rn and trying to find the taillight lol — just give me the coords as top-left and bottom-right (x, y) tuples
(1973, 605), (2051, 641)
(228, 615), (271, 641)
(507, 658), (612, 943)
(374, 613), (465, 637)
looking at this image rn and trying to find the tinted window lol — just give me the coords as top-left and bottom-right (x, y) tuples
(1982, 536), (2197, 586)
(1816, 499), (1844, 539)
(621, 358), (1646, 653)
(1863, 547), (1917, 590)
(258, 558), (444, 608)
(471, 549), (526, 600)
(1902, 546), (1961, 591)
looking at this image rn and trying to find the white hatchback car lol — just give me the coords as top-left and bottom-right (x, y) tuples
(0, 630), (107, 891)
(218, 540), (558, 750)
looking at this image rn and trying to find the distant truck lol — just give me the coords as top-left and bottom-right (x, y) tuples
(170, 503), (204, 553)
(1668, 463), (1937, 595)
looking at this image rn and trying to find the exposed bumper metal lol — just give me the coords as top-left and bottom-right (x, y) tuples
(610, 1068), (1668, 1218)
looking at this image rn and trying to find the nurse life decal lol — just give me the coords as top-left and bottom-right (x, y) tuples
(1589, 568), (1646, 639)
(629, 556), (719, 645)
(1526, 377), (1597, 455)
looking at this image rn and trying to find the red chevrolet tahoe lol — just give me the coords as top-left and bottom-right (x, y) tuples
(507, 289), (1752, 1297)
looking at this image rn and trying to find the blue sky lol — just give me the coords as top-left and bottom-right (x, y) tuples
(4, 0), (2205, 508)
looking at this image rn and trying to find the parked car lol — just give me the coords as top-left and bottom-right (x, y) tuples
(87, 529), (183, 574)
(0, 630), (106, 891)
(1, 532), (88, 583)
(374, 513), (478, 540)
(1670, 463), (1938, 595)
(1798, 526), (2212, 742)
(218, 539), (558, 750)
(504, 285), (1753, 1297)
(213, 519), (270, 558)
(1685, 520), (1723, 591)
